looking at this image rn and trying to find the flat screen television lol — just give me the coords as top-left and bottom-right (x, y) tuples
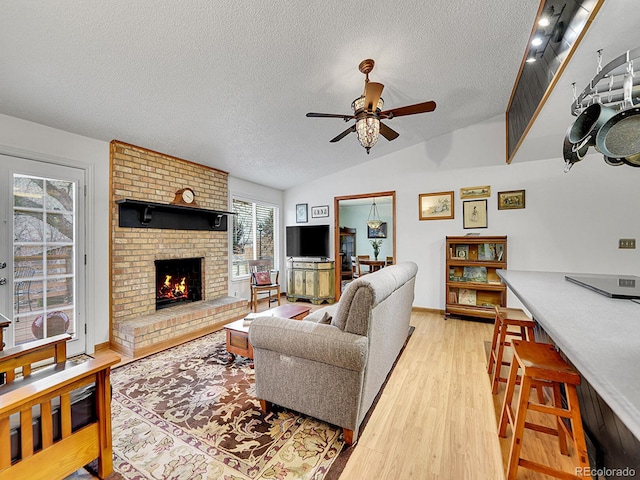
(286, 224), (330, 258)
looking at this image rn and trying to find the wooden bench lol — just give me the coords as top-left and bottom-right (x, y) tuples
(0, 334), (120, 480)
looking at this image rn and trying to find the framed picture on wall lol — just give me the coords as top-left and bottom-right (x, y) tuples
(463, 199), (488, 229)
(295, 203), (308, 223)
(367, 222), (387, 238)
(419, 191), (454, 220)
(311, 205), (329, 218)
(460, 185), (491, 199)
(497, 190), (525, 210)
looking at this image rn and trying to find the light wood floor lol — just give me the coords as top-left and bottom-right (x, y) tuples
(78, 301), (584, 479)
(341, 309), (582, 480)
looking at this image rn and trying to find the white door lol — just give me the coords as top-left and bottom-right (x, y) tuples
(0, 156), (86, 356)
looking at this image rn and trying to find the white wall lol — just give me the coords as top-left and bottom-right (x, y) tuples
(284, 115), (640, 310)
(0, 113), (110, 348)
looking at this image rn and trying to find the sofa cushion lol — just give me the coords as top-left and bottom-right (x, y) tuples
(304, 304), (338, 323)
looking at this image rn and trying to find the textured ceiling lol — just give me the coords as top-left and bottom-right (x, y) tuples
(1, 1), (542, 189)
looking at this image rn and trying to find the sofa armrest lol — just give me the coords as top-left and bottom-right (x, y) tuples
(249, 317), (368, 371)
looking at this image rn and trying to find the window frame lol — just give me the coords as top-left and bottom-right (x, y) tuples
(230, 195), (279, 281)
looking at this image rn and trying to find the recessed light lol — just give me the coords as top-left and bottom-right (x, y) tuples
(531, 37), (543, 47)
(538, 17), (550, 27)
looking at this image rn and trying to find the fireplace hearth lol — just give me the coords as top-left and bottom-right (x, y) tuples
(155, 258), (203, 309)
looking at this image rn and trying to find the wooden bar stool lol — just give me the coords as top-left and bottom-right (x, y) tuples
(498, 340), (591, 480)
(488, 306), (536, 394)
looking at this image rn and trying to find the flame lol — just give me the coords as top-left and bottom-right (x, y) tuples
(158, 274), (188, 299)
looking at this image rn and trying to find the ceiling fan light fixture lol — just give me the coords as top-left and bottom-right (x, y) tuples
(367, 199), (383, 229)
(356, 116), (380, 154)
(352, 95), (384, 113)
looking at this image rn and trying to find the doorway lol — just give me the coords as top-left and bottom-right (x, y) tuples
(0, 156), (86, 356)
(334, 191), (396, 299)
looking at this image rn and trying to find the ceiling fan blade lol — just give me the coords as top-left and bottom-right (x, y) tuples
(380, 100), (436, 119)
(379, 122), (399, 141)
(364, 82), (384, 112)
(307, 112), (354, 120)
(330, 125), (356, 143)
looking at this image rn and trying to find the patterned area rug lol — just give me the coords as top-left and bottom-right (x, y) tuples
(106, 330), (345, 479)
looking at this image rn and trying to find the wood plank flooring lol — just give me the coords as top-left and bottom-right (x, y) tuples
(76, 302), (585, 479)
(342, 310), (582, 480)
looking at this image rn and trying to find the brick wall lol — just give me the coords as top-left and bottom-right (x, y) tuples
(110, 141), (241, 354)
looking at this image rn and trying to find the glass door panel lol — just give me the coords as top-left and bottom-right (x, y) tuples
(1, 156), (85, 356)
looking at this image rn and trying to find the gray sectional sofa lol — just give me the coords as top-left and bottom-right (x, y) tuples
(249, 261), (418, 444)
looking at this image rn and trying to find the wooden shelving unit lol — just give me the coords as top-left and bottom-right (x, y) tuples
(445, 235), (507, 320)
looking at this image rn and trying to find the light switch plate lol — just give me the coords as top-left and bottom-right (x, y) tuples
(619, 238), (636, 249)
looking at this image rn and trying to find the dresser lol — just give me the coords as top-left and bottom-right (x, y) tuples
(286, 260), (335, 305)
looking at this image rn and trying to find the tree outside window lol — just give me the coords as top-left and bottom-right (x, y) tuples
(232, 198), (277, 278)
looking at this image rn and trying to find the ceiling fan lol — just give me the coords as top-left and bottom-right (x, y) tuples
(306, 59), (437, 154)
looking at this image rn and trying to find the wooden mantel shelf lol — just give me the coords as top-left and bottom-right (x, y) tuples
(116, 199), (234, 231)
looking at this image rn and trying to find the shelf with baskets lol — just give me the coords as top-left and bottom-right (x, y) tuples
(445, 235), (507, 320)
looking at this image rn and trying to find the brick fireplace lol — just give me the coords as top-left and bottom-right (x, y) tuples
(110, 141), (247, 357)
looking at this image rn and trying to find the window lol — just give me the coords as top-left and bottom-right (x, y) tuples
(12, 174), (77, 344)
(231, 198), (278, 279)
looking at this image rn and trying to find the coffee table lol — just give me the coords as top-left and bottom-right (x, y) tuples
(224, 304), (312, 362)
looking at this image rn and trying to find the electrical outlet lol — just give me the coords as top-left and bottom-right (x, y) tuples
(619, 238), (636, 249)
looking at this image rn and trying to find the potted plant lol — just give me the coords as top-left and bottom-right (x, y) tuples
(370, 239), (383, 260)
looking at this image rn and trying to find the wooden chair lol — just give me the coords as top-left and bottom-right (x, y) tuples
(248, 260), (281, 312)
(385, 256), (394, 266)
(498, 340), (591, 479)
(488, 306), (537, 395)
(0, 335), (120, 479)
(0, 314), (9, 352)
(14, 266), (35, 314)
(356, 255), (370, 276)
(351, 256), (359, 278)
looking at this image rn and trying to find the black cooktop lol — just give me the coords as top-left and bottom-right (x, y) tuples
(565, 274), (640, 299)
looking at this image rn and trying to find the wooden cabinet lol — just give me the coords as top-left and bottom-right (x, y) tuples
(339, 227), (356, 279)
(445, 235), (507, 320)
(287, 260), (335, 305)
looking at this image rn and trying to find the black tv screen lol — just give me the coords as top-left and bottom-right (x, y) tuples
(286, 225), (330, 258)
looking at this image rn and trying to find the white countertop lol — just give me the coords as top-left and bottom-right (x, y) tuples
(498, 270), (640, 441)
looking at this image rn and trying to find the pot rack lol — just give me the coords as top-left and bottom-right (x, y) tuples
(571, 47), (640, 116)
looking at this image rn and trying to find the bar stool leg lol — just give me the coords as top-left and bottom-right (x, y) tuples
(492, 323), (510, 394)
(552, 381), (569, 455)
(498, 354), (521, 437)
(566, 385), (591, 474)
(506, 375), (533, 480)
(487, 313), (502, 375)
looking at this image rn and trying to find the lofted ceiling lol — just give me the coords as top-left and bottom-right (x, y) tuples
(1, 1), (630, 190)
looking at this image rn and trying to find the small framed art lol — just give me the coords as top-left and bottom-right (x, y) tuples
(367, 222), (387, 239)
(296, 203), (308, 223)
(460, 185), (491, 199)
(311, 205), (329, 218)
(498, 190), (525, 210)
(419, 191), (454, 220)
(463, 199), (487, 229)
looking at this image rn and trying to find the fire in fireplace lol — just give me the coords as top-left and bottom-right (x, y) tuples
(154, 258), (203, 309)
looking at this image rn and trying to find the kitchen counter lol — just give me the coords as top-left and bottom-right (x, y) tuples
(497, 270), (640, 442)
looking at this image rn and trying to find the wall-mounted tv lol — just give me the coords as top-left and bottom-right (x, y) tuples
(286, 224), (330, 258)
